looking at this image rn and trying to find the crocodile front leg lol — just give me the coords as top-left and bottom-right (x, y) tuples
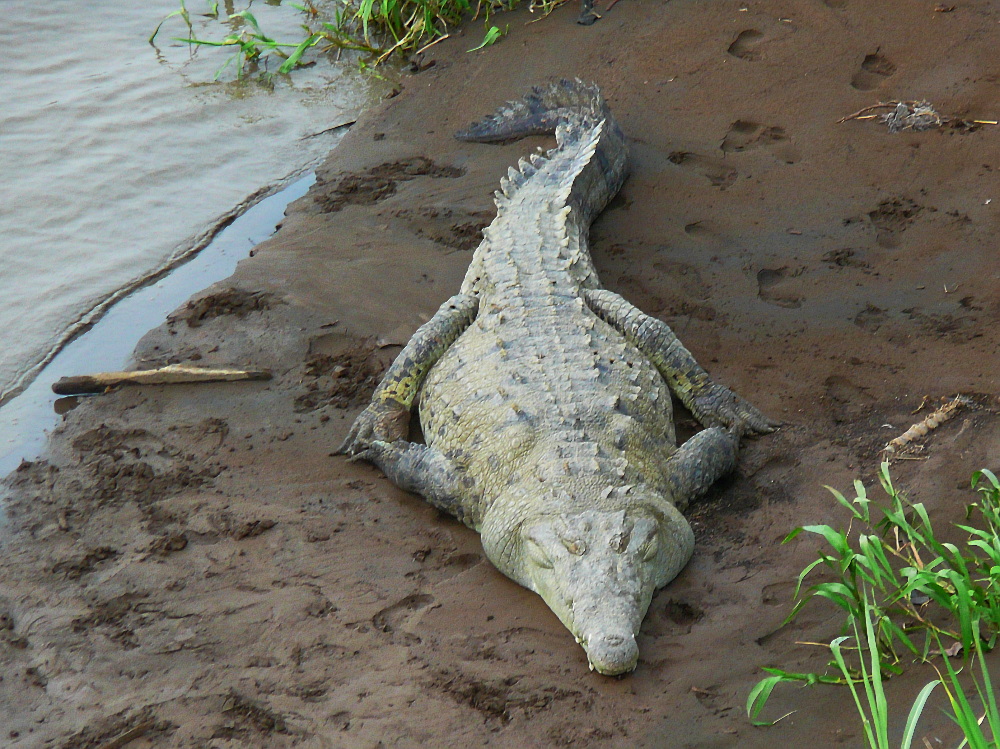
(582, 288), (777, 436)
(338, 293), (479, 456)
(356, 440), (482, 528)
(663, 426), (739, 507)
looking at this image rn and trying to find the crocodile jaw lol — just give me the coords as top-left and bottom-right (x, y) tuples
(521, 510), (661, 676)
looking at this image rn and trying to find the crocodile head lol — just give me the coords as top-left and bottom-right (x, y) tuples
(520, 506), (693, 675)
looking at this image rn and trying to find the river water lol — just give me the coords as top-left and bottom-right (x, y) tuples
(0, 1), (375, 404)
(0, 2), (378, 470)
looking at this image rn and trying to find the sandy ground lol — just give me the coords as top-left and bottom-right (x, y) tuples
(3, 1), (1000, 746)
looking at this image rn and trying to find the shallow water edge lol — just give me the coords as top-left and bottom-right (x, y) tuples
(0, 170), (321, 483)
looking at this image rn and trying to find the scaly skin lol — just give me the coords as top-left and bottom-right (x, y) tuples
(339, 80), (777, 675)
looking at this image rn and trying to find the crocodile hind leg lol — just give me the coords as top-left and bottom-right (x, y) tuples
(582, 288), (778, 436)
(356, 440), (482, 529)
(338, 293), (479, 456)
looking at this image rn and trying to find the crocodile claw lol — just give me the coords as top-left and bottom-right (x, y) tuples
(336, 399), (410, 457)
(691, 386), (780, 438)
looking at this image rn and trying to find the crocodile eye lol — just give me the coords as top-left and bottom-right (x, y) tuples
(562, 538), (587, 556)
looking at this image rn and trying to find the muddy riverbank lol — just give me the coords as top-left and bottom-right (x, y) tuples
(2, 1), (999, 746)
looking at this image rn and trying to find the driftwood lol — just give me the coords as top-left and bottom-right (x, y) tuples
(883, 395), (970, 457)
(52, 364), (271, 396)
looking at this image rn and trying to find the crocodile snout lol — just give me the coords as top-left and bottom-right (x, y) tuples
(585, 631), (639, 675)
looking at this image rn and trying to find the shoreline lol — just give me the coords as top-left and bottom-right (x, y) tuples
(0, 172), (322, 480)
(2, 2), (999, 745)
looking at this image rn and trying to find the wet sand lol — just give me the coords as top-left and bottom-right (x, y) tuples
(2, 1), (1000, 746)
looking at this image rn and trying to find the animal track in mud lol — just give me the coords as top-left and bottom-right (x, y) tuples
(851, 52), (897, 91)
(903, 307), (979, 341)
(431, 670), (582, 724)
(295, 339), (387, 412)
(868, 197), (923, 248)
(372, 593), (435, 644)
(822, 248), (870, 269)
(395, 207), (492, 252)
(756, 267), (803, 308)
(854, 304), (889, 332)
(720, 120), (788, 153)
(824, 374), (875, 408)
(661, 599), (704, 631)
(761, 580), (796, 606)
(668, 151), (738, 189)
(728, 29), (765, 60)
(216, 690), (289, 738)
(172, 288), (280, 328)
(683, 221), (713, 239)
(691, 685), (730, 716)
(313, 157), (464, 213)
(16, 424), (224, 514)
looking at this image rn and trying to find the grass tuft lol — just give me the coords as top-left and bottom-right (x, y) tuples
(150, 0), (573, 79)
(748, 463), (1000, 746)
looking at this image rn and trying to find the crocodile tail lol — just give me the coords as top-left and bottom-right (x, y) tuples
(455, 78), (608, 144)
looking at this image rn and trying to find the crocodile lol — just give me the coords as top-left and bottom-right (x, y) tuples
(338, 79), (776, 675)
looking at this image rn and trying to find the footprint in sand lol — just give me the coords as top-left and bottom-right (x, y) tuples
(668, 151), (739, 189)
(868, 197), (923, 248)
(757, 267), (803, 308)
(761, 580), (797, 606)
(850, 52), (897, 91)
(727, 29), (765, 61)
(372, 593), (435, 644)
(720, 120), (788, 153)
(683, 221), (716, 240)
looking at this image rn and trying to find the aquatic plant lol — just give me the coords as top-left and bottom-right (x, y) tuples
(748, 464), (1000, 746)
(150, 0), (573, 79)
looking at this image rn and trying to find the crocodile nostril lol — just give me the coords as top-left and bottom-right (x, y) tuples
(603, 634), (625, 647)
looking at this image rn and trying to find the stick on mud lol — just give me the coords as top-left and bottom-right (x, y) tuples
(883, 395), (970, 456)
(52, 365), (271, 396)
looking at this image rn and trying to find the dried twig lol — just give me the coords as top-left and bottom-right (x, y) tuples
(839, 100), (998, 133)
(838, 102), (907, 123)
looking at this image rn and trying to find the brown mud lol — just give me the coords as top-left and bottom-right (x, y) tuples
(3, 1), (1000, 746)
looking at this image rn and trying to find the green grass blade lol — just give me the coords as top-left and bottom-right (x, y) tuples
(940, 644), (989, 749)
(861, 601), (890, 748)
(467, 25), (504, 52)
(747, 675), (791, 726)
(150, 8), (188, 44)
(831, 635), (879, 749)
(972, 468), (1000, 491)
(173, 37), (234, 47)
(278, 32), (320, 73)
(900, 680), (939, 749)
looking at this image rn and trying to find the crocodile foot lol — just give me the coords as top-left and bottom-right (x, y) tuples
(690, 385), (780, 438)
(336, 399), (410, 458)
